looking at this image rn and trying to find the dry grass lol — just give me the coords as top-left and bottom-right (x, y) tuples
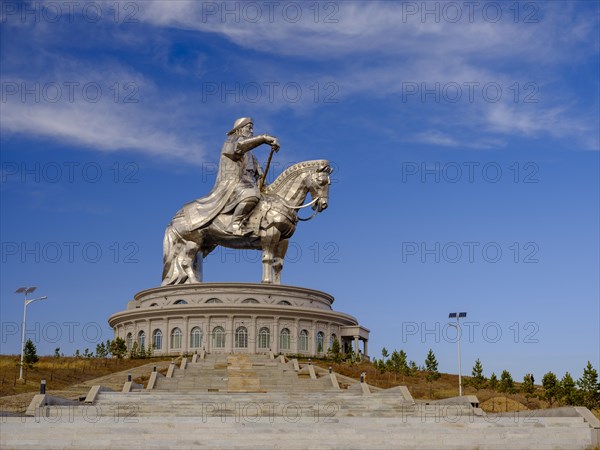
(0, 355), (169, 398)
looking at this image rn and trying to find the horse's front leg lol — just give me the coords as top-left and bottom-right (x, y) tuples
(272, 239), (289, 285)
(261, 227), (280, 284)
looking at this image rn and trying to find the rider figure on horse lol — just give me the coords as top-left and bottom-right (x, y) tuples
(182, 117), (279, 236)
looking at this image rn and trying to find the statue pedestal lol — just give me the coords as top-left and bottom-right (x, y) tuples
(109, 283), (369, 358)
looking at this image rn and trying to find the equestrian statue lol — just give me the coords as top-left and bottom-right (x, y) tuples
(162, 117), (332, 285)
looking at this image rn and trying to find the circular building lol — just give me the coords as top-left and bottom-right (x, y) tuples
(109, 283), (369, 358)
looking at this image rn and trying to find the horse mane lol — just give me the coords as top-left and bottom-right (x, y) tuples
(264, 160), (329, 195)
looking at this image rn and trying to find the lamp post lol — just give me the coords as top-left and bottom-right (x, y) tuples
(448, 312), (467, 397)
(16, 287), (48, 381)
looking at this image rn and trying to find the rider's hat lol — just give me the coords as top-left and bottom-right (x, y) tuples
(227, 117), (253, 135)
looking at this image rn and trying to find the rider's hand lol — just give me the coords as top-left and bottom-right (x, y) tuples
(271, 138), (280, 152)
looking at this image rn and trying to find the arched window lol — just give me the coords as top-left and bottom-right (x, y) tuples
(330, 333), (337, 350)
(170, 327), (182, 349)
(152, 329), (162, 350)
(278, 300), (291, 305)
(138, 330), (146, 350)
(258, 327), (270, 349)
(212, 326), (225, 348)
(316, 331), (324, 353)
(279, 328), (290, 351)
(206, 298), (222, 304)
(126, 333), (133, 350)
(174, 299), (187, 305)
(299, 329), (309, 352)
(235, 326), (248, 348)
(242, 298), (259, 304)
(190, 327), (202, 348)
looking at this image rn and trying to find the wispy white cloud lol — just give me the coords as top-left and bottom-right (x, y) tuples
(2, 0), (598, 156)
(129, 0), (598, 150)
(1, 59), (207, 163)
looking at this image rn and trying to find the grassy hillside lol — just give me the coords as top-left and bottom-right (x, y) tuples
(0, 355), (169, 397)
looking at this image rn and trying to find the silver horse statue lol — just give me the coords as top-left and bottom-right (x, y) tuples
(162, 160), (332, 285)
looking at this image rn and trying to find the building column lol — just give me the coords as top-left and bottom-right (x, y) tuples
(183, 317), (190, 354)
(364, 339), (369, 357)
(293, 319), (299, 354)
(311, 320), (316, 356)
(226, 317), (234, 353)
(273, 318), (279, 353)
(252, 316), (257, 354)
(205, 316), (211, 353)
(166, 319), (171, 355)
(354, 335), (359, 354)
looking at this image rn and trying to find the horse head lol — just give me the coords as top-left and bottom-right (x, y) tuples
(264, 159), (332, 214)
(307, 161), (332, 212)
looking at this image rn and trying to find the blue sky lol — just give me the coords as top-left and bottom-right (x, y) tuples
(1, 0), (598, 382)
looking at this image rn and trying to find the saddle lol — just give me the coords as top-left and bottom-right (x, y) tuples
(212, 196), (296, 238)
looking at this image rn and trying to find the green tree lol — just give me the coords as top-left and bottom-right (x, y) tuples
(488, 372), (498, 391)
(381, 347), (389, 359)
(129, 341), (139, 359)
(542, 372), (560, 406)
(397, 350), (410, 382)
(408, 360), (418, 377)
(498, 370), (515, 411)
(23, 339), (39, 368)
(521, 374), (535, 407)
(488, 372), (498, 412)
(577, 361), (600, 410)
(330, 338), (342, 363)
(54, 347), (61, 358)
(560, 372), (578, 406)
(110, 337), (127, 359)
(95, 342), (107, 358)
(389, 350), (401, 382)
(469, 358), (487, 392)
(424, 349), (440, 398)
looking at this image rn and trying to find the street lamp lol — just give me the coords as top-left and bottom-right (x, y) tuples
(15, 287), (48, 381)
(448, 312), (467, 397)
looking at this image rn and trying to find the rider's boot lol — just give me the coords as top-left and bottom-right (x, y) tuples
(228, 197), (258, 236)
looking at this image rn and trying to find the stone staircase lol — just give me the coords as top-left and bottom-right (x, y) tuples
(153, 354), (337, 393)
(3, 354), (597, 449)
(1, 415), (594, 449)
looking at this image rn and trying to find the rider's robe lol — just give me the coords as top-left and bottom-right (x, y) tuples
(183, 135), (263, 232)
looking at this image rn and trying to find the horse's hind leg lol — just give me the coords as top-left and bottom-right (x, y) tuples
(182, 240), (201, 283)
(261, 227), (281, 284)
(272, 239), (289, 285)
(162, 223), (201, 285)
